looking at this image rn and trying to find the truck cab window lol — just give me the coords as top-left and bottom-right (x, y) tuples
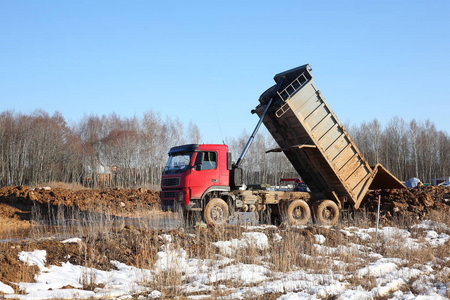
(163, 153), (193, 174)
(201, 151), (217, 170)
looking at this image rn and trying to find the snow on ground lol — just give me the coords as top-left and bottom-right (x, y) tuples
(212, 231), (269, 256)
(0, 281), (14, 294)
(18, 249), (47, 269)
(2, 219), (449, 299)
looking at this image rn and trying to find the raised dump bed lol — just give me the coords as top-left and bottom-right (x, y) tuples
(255, 64), (404, 209)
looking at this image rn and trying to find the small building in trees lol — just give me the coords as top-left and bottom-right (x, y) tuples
(432, 177), (450, 186)
(86, 163), (112, 187)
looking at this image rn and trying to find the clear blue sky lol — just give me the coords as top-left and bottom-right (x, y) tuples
(1, 0), (449, 143)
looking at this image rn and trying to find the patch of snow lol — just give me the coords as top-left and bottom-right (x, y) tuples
(379, 227), (411, 240)
(389, 290), (417, 299)
(154, 244), (187, 271)
(206, 263), (270, 285)
(18, 250), (46, 269)
(412, 220), (448, 232)
(13, 288), (95, 299)
(187, 295), (211, 299)
(14, 255), (153, 299)
(356, 231), (372, 241)
(277, 292), (317, 299)
(426, 230), (439, 239)
(412, 274), (449, 298)
(246, 224), (278, 230)
(149, 290), (162, 298)
(0, 281), (15, 294)
(441, 266), (450, 277)
(339, 229), (354, 237)
(62, 237), (82, 244)
(212, 231), (269, 256)
(273, 232), (283, 242)
(314, 234), (326, 244)
(372, 277), (407, 297)
(228, 271), (347, 299)
(314, 244), (359, 257)
(357, 258), (398, 277)
(425, 231), (450, 247)
(338, 288), (372, 300)
(242, 232), (269, 250)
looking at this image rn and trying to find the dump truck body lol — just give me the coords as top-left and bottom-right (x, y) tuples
(255, 64), (404, 209)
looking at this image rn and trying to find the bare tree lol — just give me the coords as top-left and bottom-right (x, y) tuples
(187, 121), (201, 144)
(409, 119), (420, 178)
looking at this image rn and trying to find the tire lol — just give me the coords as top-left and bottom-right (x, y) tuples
(204, 198), (229, 226)
(314, 200), (339, 226)
(286, 200), (311, 226)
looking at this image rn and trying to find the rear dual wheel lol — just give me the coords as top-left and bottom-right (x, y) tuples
(284, 199), (340, 226)
(313, 200), (339, 226)
(286, 200), (311, 226)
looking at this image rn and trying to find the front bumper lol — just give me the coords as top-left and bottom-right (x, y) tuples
(160, 188), (190, 211)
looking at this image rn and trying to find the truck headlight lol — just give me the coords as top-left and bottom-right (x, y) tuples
(179, 192), (184, 203)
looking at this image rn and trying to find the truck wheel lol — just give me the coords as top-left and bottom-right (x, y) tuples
(286, 200), (311, 226)
(204, 198), (229, 226)
(314, 200), (339, 226)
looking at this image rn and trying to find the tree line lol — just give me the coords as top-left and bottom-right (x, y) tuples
(348, 117), (449, 184)
(231, 116), (450, 186)
(0, 110), (199, 188)
(0, 110), (448, 189)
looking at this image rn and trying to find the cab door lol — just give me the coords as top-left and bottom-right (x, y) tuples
(189, 150), (220, 199)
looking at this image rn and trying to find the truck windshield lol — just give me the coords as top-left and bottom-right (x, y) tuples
(163, 153), (193, 174)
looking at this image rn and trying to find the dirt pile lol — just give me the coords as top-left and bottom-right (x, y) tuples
(360, 186), (450, 225)
(0, 186), (161, 231)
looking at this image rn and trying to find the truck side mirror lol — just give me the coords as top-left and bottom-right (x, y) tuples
(194, 152), (204, 171)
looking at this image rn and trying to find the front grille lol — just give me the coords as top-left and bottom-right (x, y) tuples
(161, 199), (174, 206)
(162, 191), (178, 199)
(161, 177), (180, 187)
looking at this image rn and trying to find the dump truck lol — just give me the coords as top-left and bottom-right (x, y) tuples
(161, 64), (405, 226)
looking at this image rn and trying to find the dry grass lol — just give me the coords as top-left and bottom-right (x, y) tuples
(1, 204), (449, 299)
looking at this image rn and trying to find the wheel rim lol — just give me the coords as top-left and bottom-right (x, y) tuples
(211, 205), (224, 223)
(322, 207), (334, 220)
(292, 206), (304, 220)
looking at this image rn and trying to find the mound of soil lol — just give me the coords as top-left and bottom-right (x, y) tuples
(0, 186), (161, 232)
(359, 186), (450, 225)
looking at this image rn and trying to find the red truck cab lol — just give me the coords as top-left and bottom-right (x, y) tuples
(161, 144), (231, 210)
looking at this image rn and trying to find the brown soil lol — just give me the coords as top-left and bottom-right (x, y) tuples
(2, 185), (448, 232)
(0, 186), (161, 233)
(359, 185), (450, 225)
